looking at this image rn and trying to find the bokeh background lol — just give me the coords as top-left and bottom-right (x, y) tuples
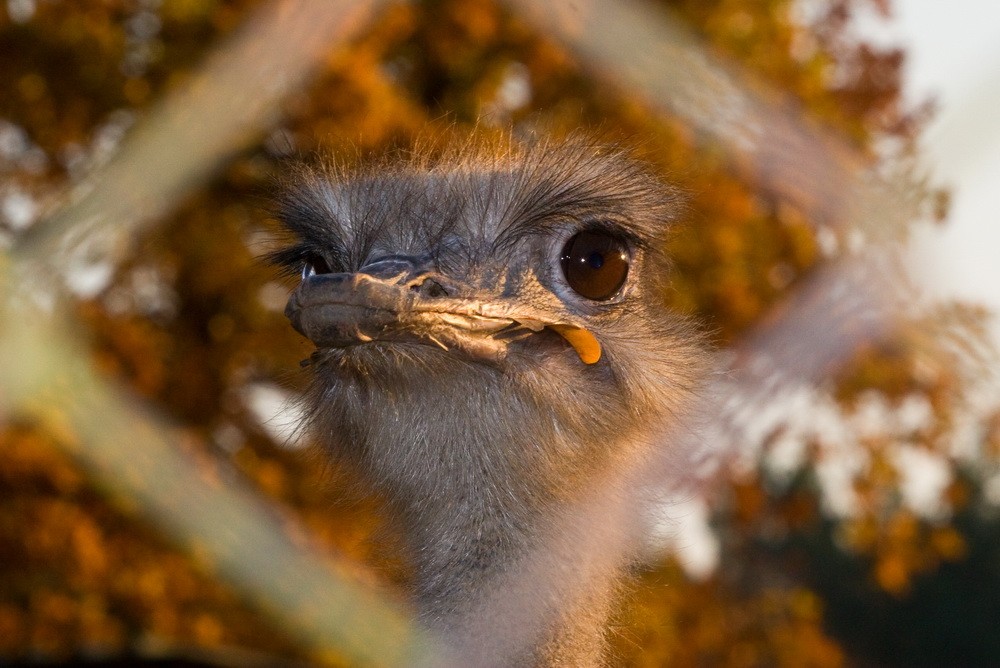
(2, 0), (999, 665)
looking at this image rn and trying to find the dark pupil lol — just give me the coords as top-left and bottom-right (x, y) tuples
(559, 231), (629, 300)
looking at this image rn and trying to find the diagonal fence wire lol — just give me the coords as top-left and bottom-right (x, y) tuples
(507, 0), (879, 231)
(508, 0), (923, 467)
(12, 0), (387, 265)
(1, 0), (929, 663)
(0, 270), (442, 667)
(2, 0), (447, 665)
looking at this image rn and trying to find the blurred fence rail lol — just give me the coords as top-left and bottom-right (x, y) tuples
(0, 273), (441, 667)
(508, 0), (869, 229)
(12, 0), (387, 263)
(0, 0), (924, 664)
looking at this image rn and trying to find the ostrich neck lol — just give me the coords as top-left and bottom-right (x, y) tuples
(324, 354), (657, 665)
(387, 428), (639, 667)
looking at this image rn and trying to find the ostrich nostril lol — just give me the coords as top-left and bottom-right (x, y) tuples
(410, 277), (450, 299)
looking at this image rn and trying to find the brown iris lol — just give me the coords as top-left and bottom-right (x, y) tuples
(559, 231), (630, 300)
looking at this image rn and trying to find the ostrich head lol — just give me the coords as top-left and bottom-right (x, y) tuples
(272, 135), (706, 666)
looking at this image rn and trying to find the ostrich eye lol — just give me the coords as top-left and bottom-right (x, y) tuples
(559, 230), (630, 300)
(302, 253), (333, 279)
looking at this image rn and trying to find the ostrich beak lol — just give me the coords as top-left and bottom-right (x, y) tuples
(285, 265), (602, 364)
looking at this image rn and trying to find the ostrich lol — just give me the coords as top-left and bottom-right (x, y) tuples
(271, 135), (707, 666)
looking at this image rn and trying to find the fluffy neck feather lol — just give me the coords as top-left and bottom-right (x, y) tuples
(310, 345), (674, 666)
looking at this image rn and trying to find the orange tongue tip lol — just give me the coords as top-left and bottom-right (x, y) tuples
(549, 325), (602, 365)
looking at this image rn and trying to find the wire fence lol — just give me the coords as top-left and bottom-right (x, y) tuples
(0, 0), (930, 664)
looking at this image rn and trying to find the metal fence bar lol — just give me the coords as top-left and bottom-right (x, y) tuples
(507, 0), (925, 472)
(3, 0), (447, 665)
(1, 0), (933, 662)
(506, 0), (907, 234)
(0, 260), (444, 666)
(12, 0), (386, 263)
